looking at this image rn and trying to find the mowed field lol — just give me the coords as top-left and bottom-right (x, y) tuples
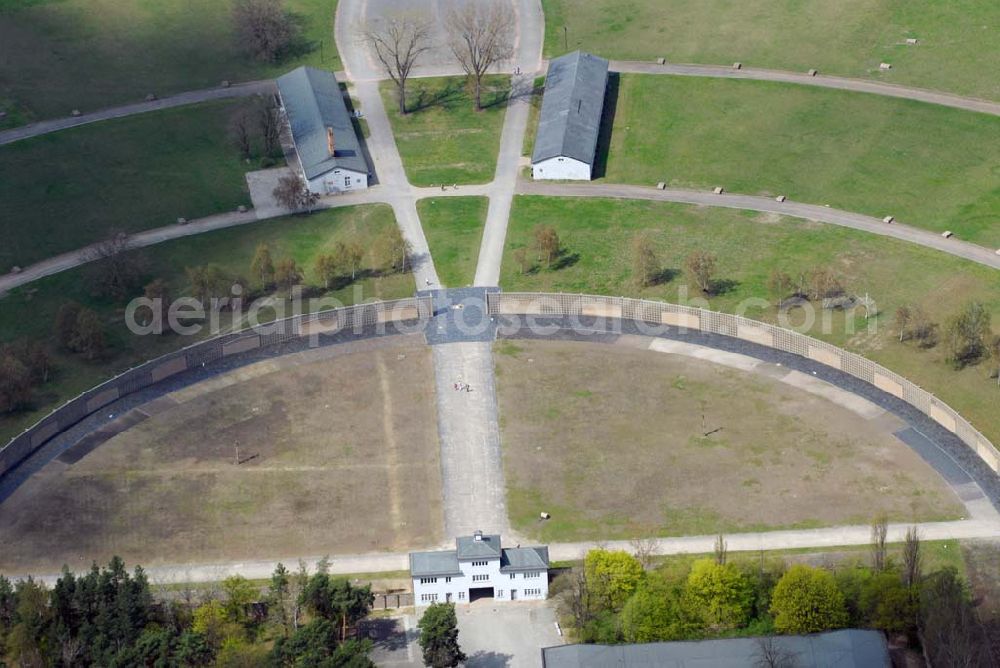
(495, 339), (964, 543)
(417, 197), (488, 288)
(0, 0), (340, 126)
(381, 76), (510, 186)
(600, 75), (1000, 247)
(501, 197), (1000, 446)
(542, 0), (1000, 100)
(0, 100), (255, 272)
(0, 339), (442, 573)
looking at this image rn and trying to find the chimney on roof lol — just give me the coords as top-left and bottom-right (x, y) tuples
(326, 127), (335, 156)
(474, 530), (483, 542)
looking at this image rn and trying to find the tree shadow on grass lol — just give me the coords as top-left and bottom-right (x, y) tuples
(407, 79), (467, 113)
(652, 267), (680, 285)
(592, 71), (621, 180)
(709, 278), (740, 296)
(551, 250), (580, 271)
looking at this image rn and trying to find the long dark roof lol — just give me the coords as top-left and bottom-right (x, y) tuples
(276, 66), (367, 178)
(500, 546), (549, 572)
(541, 629), (890, 668)
(531, 51), (609, 166)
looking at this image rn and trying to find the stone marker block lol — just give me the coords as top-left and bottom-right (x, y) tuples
(776, 195), (786, 203)
(656, 57), (665, 65)
(879, 62), (892, 70)
(873, 373), (904, 399)
(177, 217), (187, 225)
(10, 266), (21, 274)
(807, 345), (842, 369)
(808, 69), (818, 76)
(883, 215), (894, 224)
(930, 404), (957, 432)
(71, 109), (82, 117)
(237, 205), (248, 213)
(713, 186), (724, 194)
(995, 248), (1000, 256)
(145, 93), (157, 102)
(942, 230), (953, 238)
(906, 38), (918, 45)
(661, 311), (701, 329)
(582, 303), (622, 318)
(733, 62), (742, 70)
(656, 182), (666, 190)
(221, 80), (231, 88)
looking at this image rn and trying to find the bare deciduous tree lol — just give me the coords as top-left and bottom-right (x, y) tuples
(258, 99), (282, 157)
(989, 335), (1000, 387)
(753, 637), (798, 668)
(230, 107), (254, 160)
(894, 305), (913, 342)
(629, 537), (659, 569)
(630, 232), (659, 287)
(360, 16), (433, 115)
(513, 246), (530, 274)
(685, 250), (717, 294)
(272, 174), (319, 211)
(444, 0), (515, 111)
(86, 231), (146, 301)
(768, 269), (794, 307)
(871, 514), (888, 573)
(714, 534), (728, 565)
(903, 526), (922, 588)
(533, 224), (561, 268)
(232, 0), (298, 63)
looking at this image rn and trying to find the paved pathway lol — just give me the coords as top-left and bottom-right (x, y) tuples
(611, 61), (1000, 117)
(0, 189), (387, 296)
(518, 181), (1000, 269)
(0, 81), (276, 146)
(474, 76), (535, 287)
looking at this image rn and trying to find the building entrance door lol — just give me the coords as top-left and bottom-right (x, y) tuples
(511, 589), (517, 600)
(446, 593), (452, 603)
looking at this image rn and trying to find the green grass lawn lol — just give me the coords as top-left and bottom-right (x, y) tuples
(599, 75), (1000, 247)
(417, 197), (488, 287)
(0, 100), (258, 273)
(0, 0), (339, 127)
(380, 76), (510, 186)
(0, 204), (413, 446)
(542, 0), (1000, 100)
(501, 196), (1000, 446)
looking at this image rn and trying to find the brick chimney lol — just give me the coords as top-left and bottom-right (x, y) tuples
(326, 127), (335, 156)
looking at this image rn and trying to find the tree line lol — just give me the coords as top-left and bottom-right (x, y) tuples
(557, 524), (993, 665)
(0, 226), (412, 417)
(0, 557), (377, 667)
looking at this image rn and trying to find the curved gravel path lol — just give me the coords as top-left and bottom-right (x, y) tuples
(517, 181), (1000, 270)
(611, 61), (1000, 116)
(0, 81), (277, 147)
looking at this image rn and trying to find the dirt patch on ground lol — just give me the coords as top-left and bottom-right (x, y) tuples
(495, 339), (963, 542)
(0, 341), (443, 574)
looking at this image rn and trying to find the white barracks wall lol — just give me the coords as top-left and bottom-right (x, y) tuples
(531, 156), (592, 180)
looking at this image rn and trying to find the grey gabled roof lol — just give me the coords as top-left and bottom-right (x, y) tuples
(541, 629), (890, 668)
(500, 546), (549, 572)
(409, 550), (463, 578)
(531, 51), (609, 166)
(276, 66), (367, 178)
(456, 534), (502, 560)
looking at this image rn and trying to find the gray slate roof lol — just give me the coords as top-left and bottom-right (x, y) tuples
(456, 533), (502, 560)
(276, 66), (367, 178)
(409, 550), (463, 578)
(500, 546), (549, 572)
(541, 629), (890, 668)
(531, 51), (609, 166)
